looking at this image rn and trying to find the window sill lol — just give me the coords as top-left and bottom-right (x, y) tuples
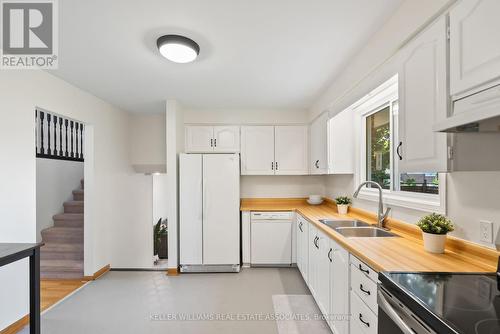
(356, 188), (445, 214)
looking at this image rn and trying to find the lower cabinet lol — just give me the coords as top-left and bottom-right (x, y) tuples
(350, 256), (379, 334)
(296, 214), (308, 282)
(295, 214), (379, 334)
(350, 291), (378, 334)
(315, 229), (331, 316)
(308, 224), (319, 296)
(330, 240), (349, 334)
(299, 215), (350, 334)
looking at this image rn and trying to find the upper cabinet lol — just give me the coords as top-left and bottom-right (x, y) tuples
(241, 126), (275, 175)
(185, 125), (240, 153)
(309, 113), (328, 174)
(274, 126), (309, 175)
(397, 16), (449, 172)
(450, 0), (500, 97)
(213, 126), (240, 152)
(241, 125), (308, 175)
(328, 109), (354, 174)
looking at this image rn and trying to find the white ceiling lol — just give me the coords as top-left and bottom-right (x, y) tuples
(52, 0), (403, 114)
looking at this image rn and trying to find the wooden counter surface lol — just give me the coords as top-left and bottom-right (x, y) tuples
(241, 198), (499, 273)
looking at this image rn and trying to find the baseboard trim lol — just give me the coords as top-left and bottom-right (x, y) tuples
(0, 315), (29, 334)
(166, 268), (179, 276)
(83, 264), (110, 281)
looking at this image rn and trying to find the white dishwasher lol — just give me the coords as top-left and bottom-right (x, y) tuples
(250, 211), (292, 266)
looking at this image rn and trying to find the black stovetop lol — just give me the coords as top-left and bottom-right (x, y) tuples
(379, 271), (500, 334)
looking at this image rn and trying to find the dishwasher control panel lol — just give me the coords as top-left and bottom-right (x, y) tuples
(251, 212), (293, 221)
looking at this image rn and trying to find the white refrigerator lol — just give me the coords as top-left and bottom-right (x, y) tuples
(179, 153), (240, 272)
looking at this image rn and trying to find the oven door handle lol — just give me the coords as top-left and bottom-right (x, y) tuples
(377, 289), (415, 334)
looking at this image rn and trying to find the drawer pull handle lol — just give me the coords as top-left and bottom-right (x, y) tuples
(359, 284), (371, 295)
(298, 222), (303, 232)
(328, 248), (332, 262)
(359, 314), (370, 327)
(358, 264), (370, 275)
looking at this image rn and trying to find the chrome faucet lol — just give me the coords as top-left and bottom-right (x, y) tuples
(353, 181), (391, 229)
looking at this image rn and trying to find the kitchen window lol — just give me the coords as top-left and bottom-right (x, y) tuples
(353, 75), (445, 213)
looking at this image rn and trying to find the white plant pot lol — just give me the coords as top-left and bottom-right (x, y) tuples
(422, 232), (447, 254)
(337, 204), (349, 215)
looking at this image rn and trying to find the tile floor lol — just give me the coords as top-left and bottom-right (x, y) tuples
(22, 267), (316, 334)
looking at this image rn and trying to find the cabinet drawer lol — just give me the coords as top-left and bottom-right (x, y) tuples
(350, 291), (377, 334)
(350, 263), (378, 314)
(350, 255), (378, 282)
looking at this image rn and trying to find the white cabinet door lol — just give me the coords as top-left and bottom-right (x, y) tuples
(241, 126), (275, 175)
(275, 125), (308, 175)
(310, 113), (328, 174)
(297, 215), (309, 283)
(296, 215), (303, 273)
(213, 126), (240, 153)
(307, 224), (318, 296)
(328, 110), (354, 174)
(315, 230), (331, 317)
(185, 126), (214, 153)
(450, 0), (500, 96)
(398, 16), (449, 172)
(330, 240), (350, 334)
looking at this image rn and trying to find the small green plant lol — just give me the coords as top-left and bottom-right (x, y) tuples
(403, 178), (417, 187)
(153, 218), (168, 255)
(335, 196), (352, 205)
(417, 213), (454, 235)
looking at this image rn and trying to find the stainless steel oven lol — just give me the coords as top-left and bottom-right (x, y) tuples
(377, 285), (435, 334)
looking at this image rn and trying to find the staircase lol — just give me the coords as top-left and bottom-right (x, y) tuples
(40, 179), (84, 279)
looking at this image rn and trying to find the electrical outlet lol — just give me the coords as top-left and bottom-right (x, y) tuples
(480, 220), (493, 243)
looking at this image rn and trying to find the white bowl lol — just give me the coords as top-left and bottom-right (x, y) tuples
(308, 195), (322, 202)
(307, 199), (324, 205)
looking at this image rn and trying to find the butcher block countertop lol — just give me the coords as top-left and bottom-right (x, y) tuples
(241, 198), (499, 273)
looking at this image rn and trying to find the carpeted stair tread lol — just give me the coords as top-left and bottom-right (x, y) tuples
(63, 200), (84, 213)
(41, 259), (83, 272)
(72, 189), (84, 201)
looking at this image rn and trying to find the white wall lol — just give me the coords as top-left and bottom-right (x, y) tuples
(163, 100), (184, 269)
(315, 0), (500, 248)
(36, 159), (84, 241)
(241, 176), (326, 198)
(153, 174), (169, 224)
(129, 112), (166, 171)
(0, 70), (152, 330)
(184, 108), (308, 124)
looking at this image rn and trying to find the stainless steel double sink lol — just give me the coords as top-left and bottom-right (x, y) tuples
(319, 219), (398, 238)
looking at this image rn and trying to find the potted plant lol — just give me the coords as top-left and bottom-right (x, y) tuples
(335, 196), (352, 215)
(154, 218), (168, 260)
(416, 213), (454, 254)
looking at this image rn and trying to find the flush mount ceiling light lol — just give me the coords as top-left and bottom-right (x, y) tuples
(157, 35), (200, 64)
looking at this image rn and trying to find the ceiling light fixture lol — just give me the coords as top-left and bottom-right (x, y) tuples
(157, 35), (200, 64)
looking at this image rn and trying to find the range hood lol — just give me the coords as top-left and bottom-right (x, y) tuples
(434, 84), (500, 133)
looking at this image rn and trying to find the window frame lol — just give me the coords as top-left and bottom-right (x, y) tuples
(352, 75), (446, 214)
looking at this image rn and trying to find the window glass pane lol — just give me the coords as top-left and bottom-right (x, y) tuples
(366, 106), (391, 190)
(400, 173), (439, 194)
